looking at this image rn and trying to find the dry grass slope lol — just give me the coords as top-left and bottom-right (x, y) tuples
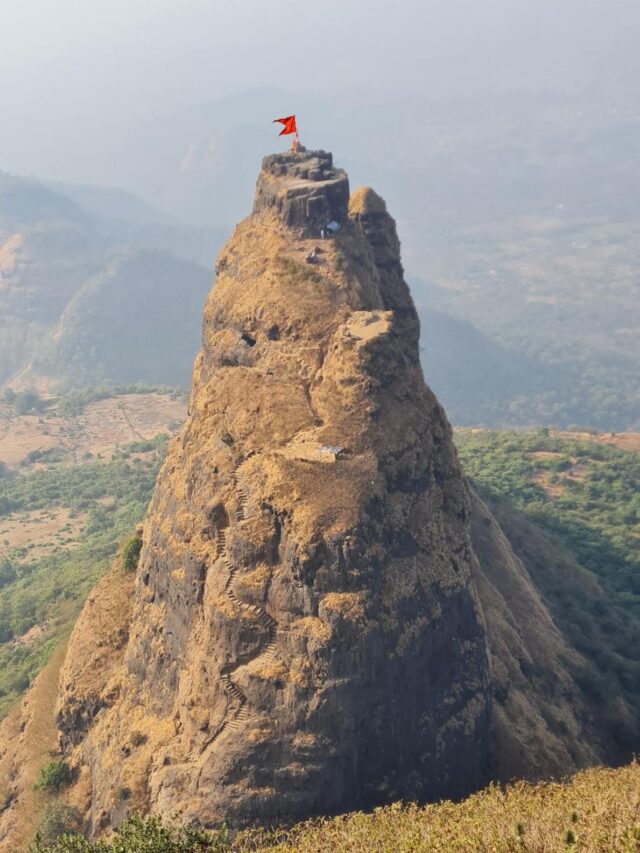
(238, 764), (640, 852)
(0, 641), (68, 852)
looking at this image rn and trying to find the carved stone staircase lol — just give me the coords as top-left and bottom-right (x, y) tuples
(233, 472), (250, 521)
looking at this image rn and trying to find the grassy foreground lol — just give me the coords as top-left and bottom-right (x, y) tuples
(245, 764), (640, 852)
(34, 764), (640, 852)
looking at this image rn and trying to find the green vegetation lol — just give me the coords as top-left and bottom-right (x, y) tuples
(28, 764), (640, 852)
(2, 388), (46, 415)
(122, 535), (143, 572)
(31, 814), (227, 852)
(33, 804), (82, 847)
(111, 433), (170, 460)
(34, 761), (71, 793)
(456, 428), (640, 720)
(0, 437), (167, 719)
(455, 429), (640, 605)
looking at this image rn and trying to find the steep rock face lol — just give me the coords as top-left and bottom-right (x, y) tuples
(467, 489), (605, 780)
(469, 490), (640, 777)
(58, 150), (492, 831)
(253, 150), (349, 233)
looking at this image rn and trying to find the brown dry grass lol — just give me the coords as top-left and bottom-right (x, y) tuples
(529, 471), (566, 498)
(526, 451), (564, 460)
(0, 506), (87, 560)
(77, 395), (186, 459)
(290, 617), (331, 643)
(320, 592), (366, 621)
(0, 413), (64, 468)
(0, 640), (68, 853)
(553, 431), (640, 454)
(0, 393), (186, 469)
(238, 763), (640, 852)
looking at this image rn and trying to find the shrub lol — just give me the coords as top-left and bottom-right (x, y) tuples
(32, 803), (81, 845)
(0, 558), (16, 588)
(34, 760), (72, 792)
(129, 730), (147, 747)
(14, 390), (45, 415)
(31, 813), (228, 852)
(121, 535), (143, 572)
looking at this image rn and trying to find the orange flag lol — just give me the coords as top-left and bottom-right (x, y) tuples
(273, 115), (298, 136)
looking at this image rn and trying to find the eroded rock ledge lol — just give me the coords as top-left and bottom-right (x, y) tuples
(253, 149), (349, 232)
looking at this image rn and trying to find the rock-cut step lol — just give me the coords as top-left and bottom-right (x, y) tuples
(233, 474), (250, 522)
(208, 703), (251, 746)
(248, 642), (277, 670)
(246, 603), (277, 630)
(221, 673), (247, 703)
(223, 564), (278, 631)
(216, 529), (227, 557)
(226, 704), (251, 732)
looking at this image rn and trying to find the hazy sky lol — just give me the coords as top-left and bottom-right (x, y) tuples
(0, 0), (638, 183)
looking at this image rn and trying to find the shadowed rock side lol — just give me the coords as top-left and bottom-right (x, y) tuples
(467, 489), (606, 781)
(55, 151), (492, 832)
(468, 488), (639, 780)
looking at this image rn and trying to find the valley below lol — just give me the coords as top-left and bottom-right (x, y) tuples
(0, 391), (187, 719)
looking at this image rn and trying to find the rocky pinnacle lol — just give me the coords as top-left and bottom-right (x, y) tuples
(56, 149), (492, 831)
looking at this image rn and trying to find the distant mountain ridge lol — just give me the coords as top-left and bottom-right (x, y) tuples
(1, 126), (639, 430)
(36, 248), (211, 388)
(82, 85), (640, 431)
(0, 170), (222, 390)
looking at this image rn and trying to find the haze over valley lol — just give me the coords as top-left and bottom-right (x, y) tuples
(0, 2), (639, 850)
(2, 0), (640, 428)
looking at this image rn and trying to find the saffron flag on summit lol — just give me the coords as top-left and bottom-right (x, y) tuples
(273, 115), (298, 136)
